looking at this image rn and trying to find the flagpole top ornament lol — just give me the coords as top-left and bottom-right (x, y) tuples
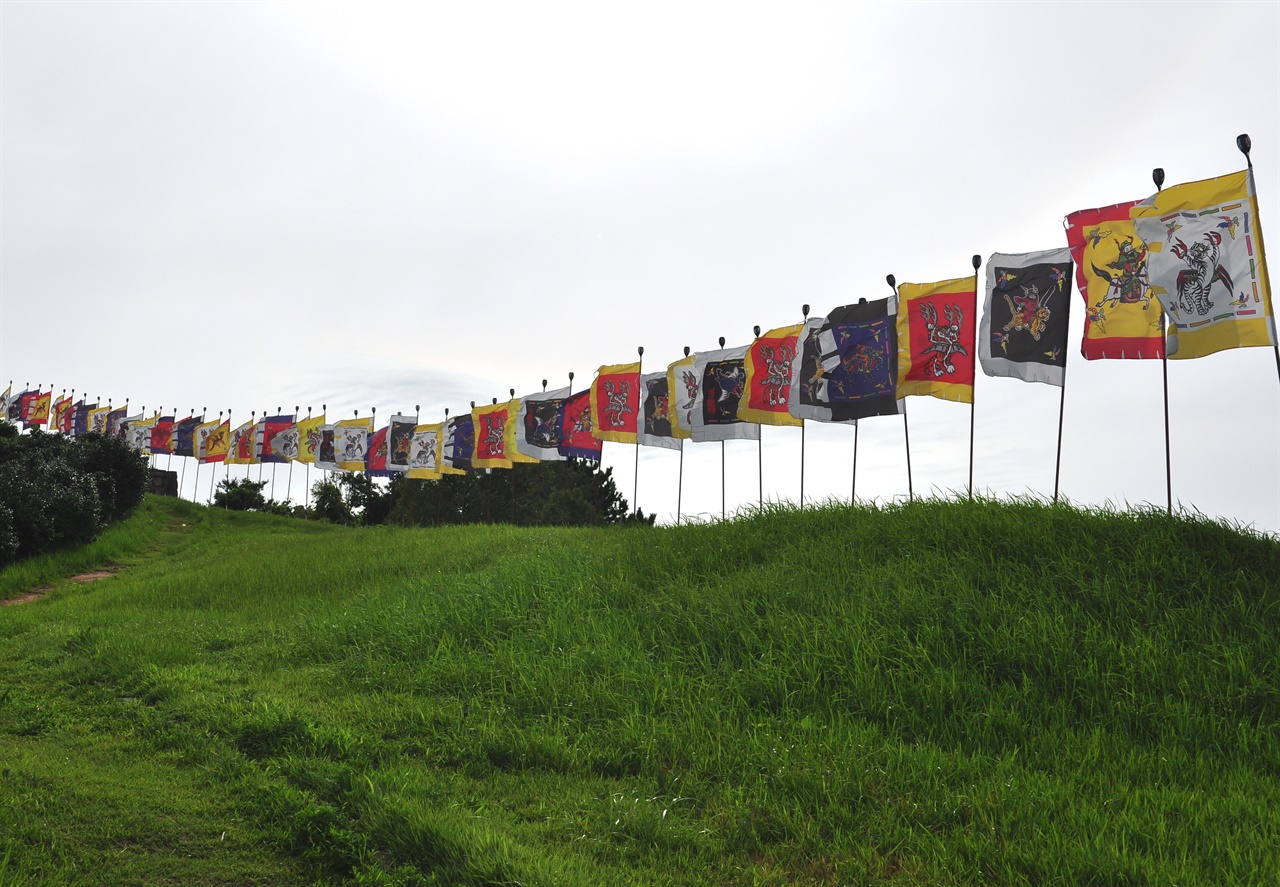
(415, 404), (420, 413)
(568, 371), (574, 382)
(886, 274), (896, 291)
(510, 389), (515, 399)
(492, 397), (498, 404)
(718, 336), (726, 348)
(683, 346), (690, 356)
(1237, 133), (1251, 161)
(802, 304), (809, 319)
(971, 255), (981, 271)
(1152, 168), (1165, 191)
(541, 379), (547, 391)
(753, 325), (761, 337)
(322, 403), (326, 411)
(470, 401), (475, 408)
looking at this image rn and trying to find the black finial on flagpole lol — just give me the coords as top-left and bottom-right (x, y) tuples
(972, 255), (981, 272)
(1153, 168), (1165, 191)
(415, 404), (420, 414)
(802, 304), (809, 320)
(753, 325), (761, 337)
(541, 379), (547, 392)
(492, 397), (498, 404)
(718, 336), (725, 348)
(322, 404), (326, 413)
(1238, 133), (1252, 168)
(294, 405), (298, 415)
(509, 388), (515, 399)
(568, 371), (574, 384)
(470, 401), (475, 409)
(886, 274), (896, 292)
(445, 407), (450, 419)
(683, 346), (690, 357)
(638, 346), (644, 359)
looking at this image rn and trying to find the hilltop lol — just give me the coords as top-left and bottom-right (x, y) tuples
(1, 495), (1278, 885)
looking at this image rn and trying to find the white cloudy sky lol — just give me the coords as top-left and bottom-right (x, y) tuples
(2, 1), (1278, 531)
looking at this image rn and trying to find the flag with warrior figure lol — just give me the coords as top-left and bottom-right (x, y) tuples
(666, 355), (696, 439)
(408, 423), (444, 480)
(386, 414), (418, 472)
(105, 405), (128, 437)
(226, 420), (255, 464)
(515, 388), (570, 462)
(1065, 201), (1165, 359)
(258, 414), (296, 463)
(443, 414), (475, 472)
(334, 417), (372, 471)
(366, 426), (394, 477)
(501, 397), (539, 464)
(790, 300), (899, 423)
(980, 249), (1074, 386)
(87, 405), (112, 435)
(1130, 168), (1275, 359)
(589, 362), (641, 444)
(295, 414), (326, 464)
(472, 402), (513, 469)
(315, 425), (338, 471)
(24, 391), (52, 427)
(741, 324), (803, 427)
(558, 390), (602, 461)
(637, 372), (680, 449)
(689, 345), (761, 442)
(897, 275), (978, 403)
(195, 418), (228, 463)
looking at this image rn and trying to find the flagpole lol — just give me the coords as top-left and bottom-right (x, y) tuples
(969, 254), (981, 499)
(718, 336), (726, 520)
(753, 325), (763, 510)
(889, 275), (914, 502)
(179, 407), (191, 500)
(675, 351), (686, 525)
(1151, 167), (1173, 516)
(634, 346), (643, 517)
(1236, 136), (1280, 472)
(269, 405), (280, 503)
(800, 305), (809, 509)
(851, 422), (858, 504)
(1054, 356), (1069, 505)
(192, 407), (205, 504)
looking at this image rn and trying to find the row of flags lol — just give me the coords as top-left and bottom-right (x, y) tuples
(1, 158), (1274, 491)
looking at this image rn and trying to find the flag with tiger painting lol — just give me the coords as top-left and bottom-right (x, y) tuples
(790, 301), (897, 423)
(589, 362), (640, 444)
(295, 414), (325, 464)
(666, 355), (696, 439)
(386, 414), (418, 472)
(689, 345), (760, 442)
(315, 425), (338, 471)
(258, 414), (296, 463)
(501, 398), (539, 464)
(51, 395), (74, 433)
(195, 418), (228, 463)
(226, 420), (255, 464)
(335, 417), (372, 471)
(557, 390), (602, 461)
(1130, 168), (1275, 360)
(637, 372), (680, 450)
(408, 423), (444, 479)
(443, 415), (475, 472)
(366, 426), (394, 477)
(515, 388), (570, 462)
(1065, 201), (1165, 360)
(896, 275), (978, 403)
(980, 249), (1073, 386)
(472, 402), (513, 469)
(741, 324), (803, 427)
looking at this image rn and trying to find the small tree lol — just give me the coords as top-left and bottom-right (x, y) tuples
(213, 477), (269, 511)
(311, 480), (354, 525)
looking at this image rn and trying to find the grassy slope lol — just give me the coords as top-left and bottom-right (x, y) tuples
(1, 495), (1278, 885)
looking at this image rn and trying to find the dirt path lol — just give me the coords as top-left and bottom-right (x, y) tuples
(0, 568), (119, 607)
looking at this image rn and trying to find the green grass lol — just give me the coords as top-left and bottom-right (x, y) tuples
(2, 495), (1278, 884)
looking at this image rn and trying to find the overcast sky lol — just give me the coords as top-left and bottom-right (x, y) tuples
(2, 1), (1278, 532)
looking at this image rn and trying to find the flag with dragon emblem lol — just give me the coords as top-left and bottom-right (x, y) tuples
(637, 372), (680, 449)
(315, 424), (338, 471)
(195, 418), (228, 463)
(295, 413), (325, 464)
(88, 404), (112, 435)
(689, 345), (761, 442)
(472, 401), (513, 469)
(741, 324), (804, 426)
(897, 275), (978, 403)
(558, 390), (602, 460)
(257, 414), (296, 463)
(23, 390), (52, 427)
(1065, 201), (1165, 360)
(334, 417), (372, 471)
(515, 387), (571, 461)
(790, 300), (898, 422)
(443, 414), (475, 472)
(408, 423), (444, 479)
(225, 419), (254, 464)
(980, 249), (1073, 386)
(666, 355), (696, 439)
(1130, 168), (1275, 359)
(589, 362), (641, 444)
(150, 415), (176, 453)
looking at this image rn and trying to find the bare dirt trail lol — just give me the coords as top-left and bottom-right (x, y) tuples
(0, 568), (120, 607)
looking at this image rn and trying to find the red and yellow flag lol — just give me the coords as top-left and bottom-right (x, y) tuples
(472, 402), (512, 469)
(896, 275), (978, 403)
(740, 324), (804, 426)
(589, 361), (641, 444)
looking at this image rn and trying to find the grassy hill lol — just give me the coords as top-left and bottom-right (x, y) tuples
(1, 495), (1278, 885)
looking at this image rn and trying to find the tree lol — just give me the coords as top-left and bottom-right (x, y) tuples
(213, 477), (269, 511)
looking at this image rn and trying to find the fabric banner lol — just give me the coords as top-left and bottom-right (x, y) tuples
(195, 419), (228, 463)
(741, 324), (803, 427)
(472, 402), (513, 469)
(666, 355), (697, 439)
(558, 390), (602, 461)
(335, 417), (372, 471)
(1131, 168), (1275, 359)
(0, 386), (10, 422)
(366, 426), (394, 477)
(25, 391), (52, 426)
(295, 414), (325, 464)
(226, 420), (255, 464)
(1065, 200), (1165, 359)
(259, 414), (296, 463)
(638, 372), (681, 449)
(897, 275), (978, 403)
(408, 423), (444, 480)
(791, 300), (898, 423)
(515, 387), (570, 462)
(315, 425), (338, 471)
(501, 398), (539, 464)
(690, 345), (760, 442)
(105, 406), (128, 437)
(172, 416), (201, 457)
(51, 395), (73, 433)
(87, 405), (112, 435)
(444, 415), (475, 472)
(127, 416), (154, 451)
(73, 402), (95, 436)
(150, 415), (176, 453)
(589, 361), (641, 444)
(386, 414), (418, 472)
(980, 249), (1073, 386)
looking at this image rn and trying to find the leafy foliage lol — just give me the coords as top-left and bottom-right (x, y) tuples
(212, 477), (269, 511)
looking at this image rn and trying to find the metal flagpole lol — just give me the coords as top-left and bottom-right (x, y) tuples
(180, 407), (191, 500)
(209, 410), (222, 504)
(753, 325), (763, 510)
(249, 410), (257, 484)
(634, 346), (643, 516)
(1053, 352), (1070, 505)
(1236, 135), (1280, 475)
(305, 407), (313, 510)
(969, 254), (981, 499)
(676, 348), (687, 525)
(288, 405), (298, 506)
(258, 409), (268, 485)
(192, 407), (205, 504)
(889, 275), (914, 502)
(715, 336), (726, 519)
(270, 405), (281, 503)
(851, 422), (858, 504)
(800, 305), (809, 508)
(1151, 168), (1173, 516)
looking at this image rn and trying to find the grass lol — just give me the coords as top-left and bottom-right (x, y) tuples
(1, 494), (1278, 884)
